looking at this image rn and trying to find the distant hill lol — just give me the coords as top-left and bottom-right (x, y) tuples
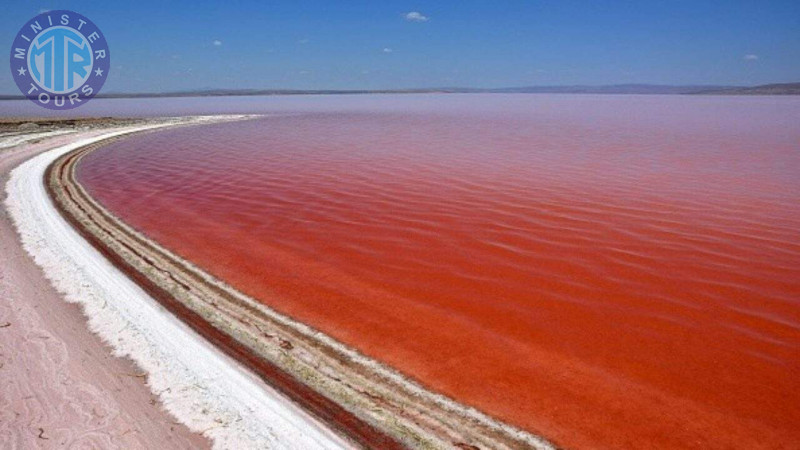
(489, 84), (737, 94)
(1, 83), (797, 101)
(95, 84), (743, 97)
(690, 83), (800, 95)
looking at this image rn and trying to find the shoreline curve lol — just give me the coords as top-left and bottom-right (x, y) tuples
(5, 117), (352, 449)
(16, 115), (556, 449)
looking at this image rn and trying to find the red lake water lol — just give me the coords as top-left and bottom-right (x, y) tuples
(76, 95), (800, 449)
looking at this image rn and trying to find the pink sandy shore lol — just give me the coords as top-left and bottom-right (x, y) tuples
(0, 132), (210, 449)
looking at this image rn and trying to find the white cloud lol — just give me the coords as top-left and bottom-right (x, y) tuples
(743, 54), (758, 60)
(383, 47), (393, 53)
(38, 8), (51, 14)
(404, 11), (429, 22)
(297, 38), (310, 45)
(213, 40), (222, 46)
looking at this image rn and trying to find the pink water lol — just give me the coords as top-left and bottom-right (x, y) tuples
(77, 95), (800, 449)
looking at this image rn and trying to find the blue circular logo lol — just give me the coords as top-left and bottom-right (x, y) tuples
(9, 10), (110, 110)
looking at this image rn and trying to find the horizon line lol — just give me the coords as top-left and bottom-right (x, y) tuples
(1, 81), (799, 100)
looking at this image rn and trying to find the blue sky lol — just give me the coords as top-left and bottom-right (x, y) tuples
(2, 0), (799, 93)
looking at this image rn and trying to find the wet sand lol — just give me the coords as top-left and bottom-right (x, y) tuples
(0, 130), (210, 449)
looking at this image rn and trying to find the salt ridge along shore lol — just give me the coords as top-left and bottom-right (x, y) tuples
(0, 128), (207, 448)
(5, 117), (351, 449)
(13, 115), (554, 449)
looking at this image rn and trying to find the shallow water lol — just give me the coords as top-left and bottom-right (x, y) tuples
(76, 95), (800, 449)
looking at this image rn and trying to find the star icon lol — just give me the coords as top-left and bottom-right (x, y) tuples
(17, 67), (26, 76)
(94, 67), (104, 77)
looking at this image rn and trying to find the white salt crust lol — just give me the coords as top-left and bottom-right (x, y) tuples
(5, 119), (351, 450)
(0, 130), (75, 149)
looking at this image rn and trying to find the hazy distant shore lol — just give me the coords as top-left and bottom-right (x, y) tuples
(0, 81), (798, 102)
